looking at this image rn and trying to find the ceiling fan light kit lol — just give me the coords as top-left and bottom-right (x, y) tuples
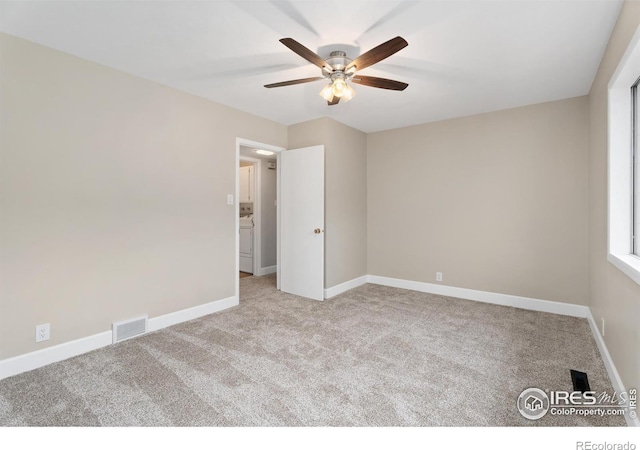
(265, 37), (409, 105)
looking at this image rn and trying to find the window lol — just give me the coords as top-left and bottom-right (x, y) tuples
(608, 25), (640, 285)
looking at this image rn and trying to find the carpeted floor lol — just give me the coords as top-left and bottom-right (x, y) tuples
(0, 275), (625, 426)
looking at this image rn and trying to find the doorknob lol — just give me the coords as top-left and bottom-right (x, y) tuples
(314, 228), (322, 234)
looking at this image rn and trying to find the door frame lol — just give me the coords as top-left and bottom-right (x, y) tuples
(235, 138), (285, 299)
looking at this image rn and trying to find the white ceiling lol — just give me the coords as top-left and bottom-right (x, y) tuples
(0, 0), (623, 133)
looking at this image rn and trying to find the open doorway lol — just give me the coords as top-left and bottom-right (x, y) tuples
(235, 138), (284, 299)
(238, 157), (257, 279)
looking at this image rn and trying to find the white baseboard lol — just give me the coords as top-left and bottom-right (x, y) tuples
(0, 331), (113, 381)
(586, 310), (640, 427)
(367, 275), (590, 318)
(324, 275), (368, 299)
(256, 265), (277, 276)
(0, 295), (238, 381)
(148, 295), (237, 332)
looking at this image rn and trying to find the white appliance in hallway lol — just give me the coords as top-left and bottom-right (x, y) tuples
(239, 203), (254, 273)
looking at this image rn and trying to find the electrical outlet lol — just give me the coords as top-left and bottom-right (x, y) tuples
(601, 318), (605, 337)
(436, 272), (443, 282)
(35, 323), (50, 343)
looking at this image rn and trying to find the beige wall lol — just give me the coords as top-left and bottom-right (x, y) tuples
(588, 1), (640, 392)
(288, 118), (368, 288)
(0, 33), (287, 359)
(367, 97), (590, 305)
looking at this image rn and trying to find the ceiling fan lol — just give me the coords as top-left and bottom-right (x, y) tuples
(264, 36), (409, 105)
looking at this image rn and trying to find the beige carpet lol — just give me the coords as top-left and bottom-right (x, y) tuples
(0, 275), (625, 426)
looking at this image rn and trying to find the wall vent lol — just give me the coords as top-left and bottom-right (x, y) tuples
(112, 315), (148, 344)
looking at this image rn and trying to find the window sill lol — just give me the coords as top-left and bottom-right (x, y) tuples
(608, 253), (640, 286)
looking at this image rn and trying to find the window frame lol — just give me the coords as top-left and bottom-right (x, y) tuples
(608, 24), (640, 286)
(633, 76), (639, 257)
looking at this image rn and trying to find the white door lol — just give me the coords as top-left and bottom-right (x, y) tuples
(280, 145), (324, 300)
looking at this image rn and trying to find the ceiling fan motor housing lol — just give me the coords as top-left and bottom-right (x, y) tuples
(324, 51), (355, 79)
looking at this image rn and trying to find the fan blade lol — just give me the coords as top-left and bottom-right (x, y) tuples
(264, 77), (325, 88)
(346, 36), (408, 72)
(351, 75), (408, 91)
(328, 95), (340, 105)
(280, 38), (333, 72)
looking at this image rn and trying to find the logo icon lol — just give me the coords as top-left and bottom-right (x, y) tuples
(517, 388), (550, 420)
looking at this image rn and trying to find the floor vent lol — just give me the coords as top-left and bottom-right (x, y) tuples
(112, 315), (148, 344)
(570, 369), (591, 392)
